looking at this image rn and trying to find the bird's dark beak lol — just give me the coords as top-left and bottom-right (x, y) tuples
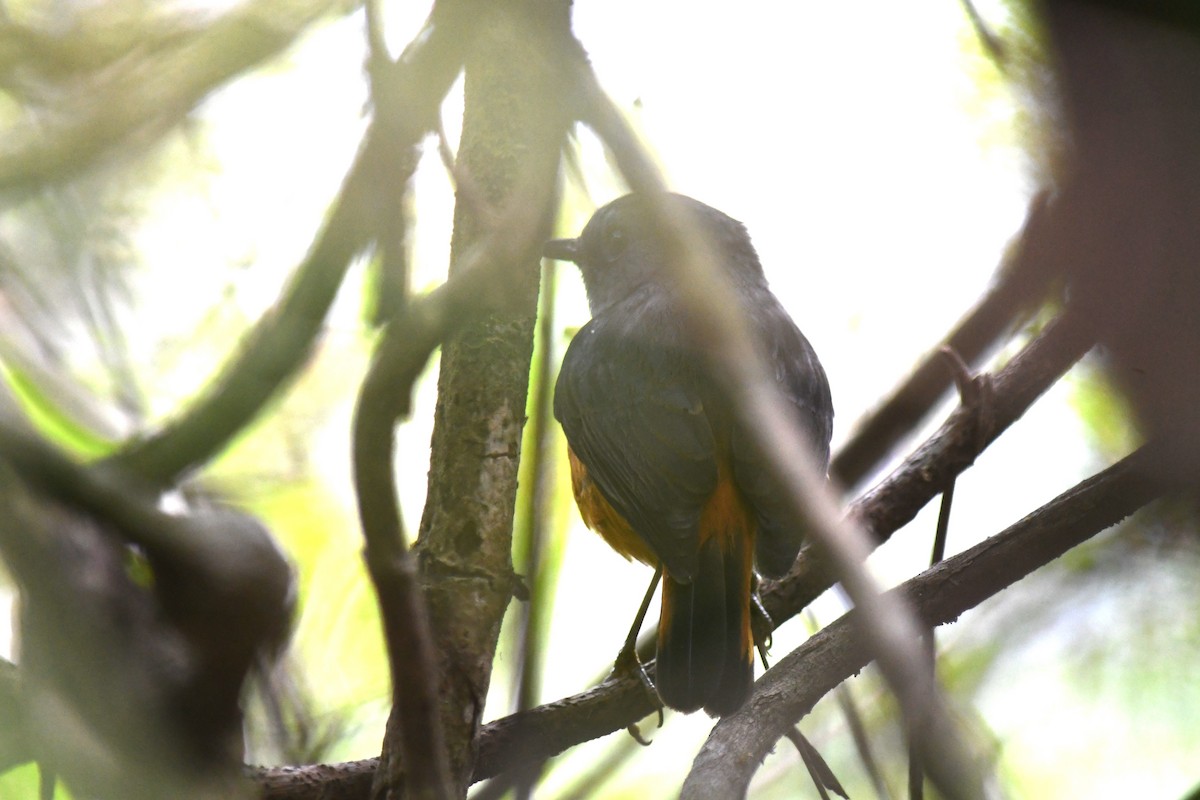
(543, 237), (580, 263)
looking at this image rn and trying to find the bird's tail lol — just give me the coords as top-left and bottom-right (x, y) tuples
(656, 481), (755, 716)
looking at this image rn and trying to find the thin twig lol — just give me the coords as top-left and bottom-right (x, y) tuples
(834, 681), (893, 800)
(806, 609), (893, 800)
(786, 728), (846, 800)
(909, 477), (954, 800)
(911, 338), (964, 796)
(832, 191), (1055, 490)
(510, 259), (559, 800)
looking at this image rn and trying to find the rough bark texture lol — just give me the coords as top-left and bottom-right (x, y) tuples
(368, 4), (569, 797)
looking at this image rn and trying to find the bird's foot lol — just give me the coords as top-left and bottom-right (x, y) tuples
(613, 646), (664, 743)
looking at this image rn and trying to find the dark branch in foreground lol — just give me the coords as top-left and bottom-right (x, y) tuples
(0, 420), (292, 799)
(681, 444), (1163, 797)
(765, 310), (1095, 624)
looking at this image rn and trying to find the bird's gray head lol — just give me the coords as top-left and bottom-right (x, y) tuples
(544, 193), (765, 314)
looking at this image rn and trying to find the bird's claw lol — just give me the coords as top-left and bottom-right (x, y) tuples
(613, 647), (664, 734)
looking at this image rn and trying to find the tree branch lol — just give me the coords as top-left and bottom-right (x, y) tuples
(110, 0), (475, 486)
(682, 444), (1163, 796)
(831, 190), (1058, 491)
(764, 309), (1095, 624)
(355, 4), (574, 796)
(352, 131), (565, 800)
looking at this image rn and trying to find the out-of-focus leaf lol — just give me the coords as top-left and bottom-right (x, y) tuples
(0, 762), (48, 800)
(1069, 365), (1141, 460)
(0, 360), (118, 458)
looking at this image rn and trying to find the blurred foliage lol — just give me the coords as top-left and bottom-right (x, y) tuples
(0, 360), (117, 457)
(958, 499), (1200, 796)
(1070, 362), (1142, 460)
(994, 0), (1067, 184)
(0, 0), (379, 784)
(0, 763), (58, 800)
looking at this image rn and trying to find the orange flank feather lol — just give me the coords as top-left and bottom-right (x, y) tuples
(567, 447), (657, 565)
(569, 443), (757, 715)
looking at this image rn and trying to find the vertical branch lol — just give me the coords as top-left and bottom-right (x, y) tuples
(356, 355), (454, 799)
(908, 479), (954, 800)
(511, 259), (559, 800)
(368, 3), (574, 796)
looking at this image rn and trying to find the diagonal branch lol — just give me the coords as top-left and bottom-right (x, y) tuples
(682, 444), (1163, 796)
(764, 309), (1094, 624)
(831, 191), (1058, 491)
(572, 55), (991, 800)
(110, 0), (475, 486)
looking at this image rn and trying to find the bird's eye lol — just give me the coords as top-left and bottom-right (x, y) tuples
(600, 219), (628, 262)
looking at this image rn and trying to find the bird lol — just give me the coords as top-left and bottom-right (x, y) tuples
(546, 192), (834, 716)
